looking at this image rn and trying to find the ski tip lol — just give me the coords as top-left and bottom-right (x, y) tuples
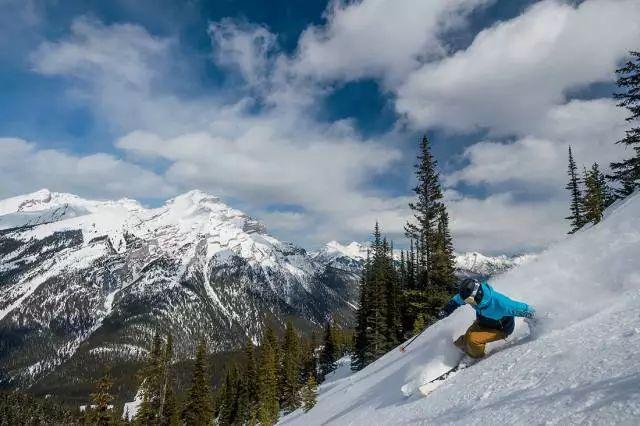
(400, 383), (414, 397)
(418, 382), (439, 396)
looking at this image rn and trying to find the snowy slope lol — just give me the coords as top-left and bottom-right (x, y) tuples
(281, 192), (640, 425)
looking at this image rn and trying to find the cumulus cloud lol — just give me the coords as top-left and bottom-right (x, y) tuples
(446, 99), (628, 190)
(20, 0), (637, 253)
(445, 190), (567, 254)
(291, 0), (491, 85)
(114, 124), (409, 245)
(396, 0), (640, 134)
(116, 126), (400, 210)
(33, 16), (171, 90)
(28, 16), (409, 247)
(209, 19), (278, 90)
(397, 0), (639, 253)
(0, 138), (174, 200)
(442, 98), (628, 253)
(30, 16), (209, 135)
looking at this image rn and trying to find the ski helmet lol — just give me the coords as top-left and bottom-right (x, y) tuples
(459, 278), (482, 304)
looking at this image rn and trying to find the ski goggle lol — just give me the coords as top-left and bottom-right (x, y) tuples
(464, 281), (480, 305)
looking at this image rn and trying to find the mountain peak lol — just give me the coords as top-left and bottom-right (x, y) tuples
(169, 189), (222, 206)
(324, 241), (367, 259)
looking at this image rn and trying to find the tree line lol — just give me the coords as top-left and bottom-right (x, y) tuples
(352, 135), (457, 371)
(74, 320), (352, 425)
(566, 51), (640, 233)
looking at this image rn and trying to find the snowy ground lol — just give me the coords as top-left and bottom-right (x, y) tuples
(280, 191), (640, 425)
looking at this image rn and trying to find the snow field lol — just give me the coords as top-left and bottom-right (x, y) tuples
(280, 191), (640, 425)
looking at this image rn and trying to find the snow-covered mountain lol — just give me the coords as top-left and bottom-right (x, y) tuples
(311, 241), (368, 274)
(312, 240), (534, 279)
(0, 189), (359, 388)
(454, 251), (536, 278)
(280, 191), (640, 425)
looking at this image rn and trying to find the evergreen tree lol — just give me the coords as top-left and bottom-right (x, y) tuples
(405, 135), (444, 289)
(380, 240), (402, 350)
(582, 163), (609, 225)
(609, 51), (640, 198)
(238, 340), (258, 424)
(399, 250), (406, 289)
(412, 314), (426, 335)
(159, 334), (178, 426)
(301, 375), (318, 413)
(433, 210), (456, 292)
(136, 332), (164, 425)
(367, 227), (389, 359)
(90, 372), (114, 426)
(351, 250), (371, 371)
(257, 325), (279, 425)
(302, 333), (319, 382)
(280, 321), (302, 413)
(182, 341), (213, 426)
(407, 240), (416, 290)
(566, 146), (585, 233)
(400, 241), (417, 336)
(352, 224), (404, 370)
(397, 250), (409, 337)
(161, 385), (179, 426)
(219, 365), (240, 425)
(319, 321), (339, 381)
(404, 135), (456, 329)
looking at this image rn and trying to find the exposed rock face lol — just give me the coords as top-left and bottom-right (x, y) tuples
(0, 190), (358, 388)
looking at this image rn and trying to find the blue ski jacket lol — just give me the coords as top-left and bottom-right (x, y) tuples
(441, 282), (535, 335)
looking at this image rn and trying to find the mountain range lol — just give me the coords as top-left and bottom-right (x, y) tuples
(312, 240), (535, 279)
(0, 189), (359, 391)
(0, 189), (531, 394)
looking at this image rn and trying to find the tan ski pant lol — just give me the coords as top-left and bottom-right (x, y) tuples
(454, 321), (506, 358)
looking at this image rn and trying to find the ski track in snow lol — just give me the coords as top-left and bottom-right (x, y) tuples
(280, 191), (640, 425)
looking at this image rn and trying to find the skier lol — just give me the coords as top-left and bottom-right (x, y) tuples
(437, 278), (535, 359)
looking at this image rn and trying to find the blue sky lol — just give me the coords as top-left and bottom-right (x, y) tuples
(0, 0), (638, 254)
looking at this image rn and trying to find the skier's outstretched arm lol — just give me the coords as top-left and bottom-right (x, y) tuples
(437, 294), (464, 319)
(506, 298), (536, 319)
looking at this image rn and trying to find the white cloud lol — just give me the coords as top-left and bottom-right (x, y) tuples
(30, 16), (209, 135)
(28, 17), (409, 247)
(116, 127), (400, 210)
(33, 16), (171, 89)
(443, 98), (628, 252)
(291, 0), (491, 85)
(445, 190), (567, 254)
(393, 0), (640, 253)
(21, 1), (637, 254)
(0, 138), (174, 200)
(396, 0), (640, 134)
(447, 99), (627, 190)
(208, 19), (278, 90)
(114, 125), (409, 246)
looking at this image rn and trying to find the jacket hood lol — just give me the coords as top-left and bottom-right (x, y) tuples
(477, 282), (494, 309)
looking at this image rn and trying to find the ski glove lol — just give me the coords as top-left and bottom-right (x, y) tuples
(439, 299), (460, 319)
(519, 308), (536, 319)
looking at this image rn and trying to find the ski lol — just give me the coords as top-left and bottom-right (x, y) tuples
(417, 355), (477, 396)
